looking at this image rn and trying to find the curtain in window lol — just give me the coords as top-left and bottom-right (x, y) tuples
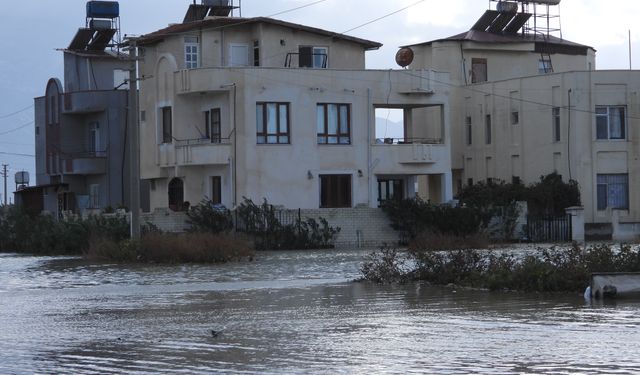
(609, 107), (625, 139)
(597, 174), (629, 210)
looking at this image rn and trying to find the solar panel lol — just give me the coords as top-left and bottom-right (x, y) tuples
(68, 28), (95, 51)
(88, 29), (116, 51)
(183, 4), (211, 23)
(503, 13), (531, 34)
(471, 10), (500, 32)
(488, 12), (517, 33)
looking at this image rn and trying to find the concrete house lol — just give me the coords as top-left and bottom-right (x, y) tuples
(135, 1), (454, 244)
(26, 2), (135, 217)
(407, 0), (640, 239)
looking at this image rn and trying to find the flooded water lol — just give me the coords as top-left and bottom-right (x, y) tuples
(1, 250), (640, 374)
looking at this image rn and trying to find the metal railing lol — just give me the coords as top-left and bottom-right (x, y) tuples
(374, 137), (444, 145)
(284, 52), (328, 68)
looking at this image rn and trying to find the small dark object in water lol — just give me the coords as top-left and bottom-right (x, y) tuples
(603, 285), (618, 298)
(211, 330), (221, 337)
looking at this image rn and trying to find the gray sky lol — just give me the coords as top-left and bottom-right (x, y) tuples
(0, 0), (637, 195)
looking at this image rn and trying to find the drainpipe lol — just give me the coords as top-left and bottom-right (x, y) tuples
(221, 83), (238, 207)
(128, 38), (141, 239)
(367, 88), (372, 207)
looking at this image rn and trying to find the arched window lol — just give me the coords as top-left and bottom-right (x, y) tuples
(168, 178), (184, 211)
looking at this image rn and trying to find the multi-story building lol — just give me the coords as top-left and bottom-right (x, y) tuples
(407, 0), (640, 238)
(24, 2), (137, 216)
(136, 1), (454, 217)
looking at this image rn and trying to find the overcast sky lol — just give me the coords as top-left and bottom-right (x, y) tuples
(0, 0), (638, 196)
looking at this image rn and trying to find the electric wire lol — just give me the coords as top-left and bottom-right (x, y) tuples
(0, 151), (35, 158)
(0, 105), (33, 120)
(0, 121), (34, 136)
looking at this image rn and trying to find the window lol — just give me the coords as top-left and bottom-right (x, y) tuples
(256, 103), (290, 144)
(539, 58), (553, 74)
(378, 179), (404, 206)
(485, 114), (492, 144)
(230, 44), (249, 67)
(597, 174), (629, 210)
(320, 174), (351, 208)
(89, 122), (100, 153)
(553, 107), (561, 142)
(89, 184), (100, 209)
(184, 36), (199, 69)
(511, 111), (519, 125)
(205, 108), (221, 143)
(596, 106), (626, 140)
(317, 104), (350, 144)
(210, 176), (222, 205)
(162, 106), (172, 144)
(253, 40), (260, 67)
(35, 126), (40, 136)
(299, 46), (328, 68)
(48, 95), (57, 125)
(465, 116), (472, 145)
(471, 58), (487, 83)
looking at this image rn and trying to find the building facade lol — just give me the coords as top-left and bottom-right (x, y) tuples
(136, 12), (453, 212)
(406, 1), (640, 236)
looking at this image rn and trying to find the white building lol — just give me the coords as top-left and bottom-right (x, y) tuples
(407, 1), (640, 239)
(136, 10), (454, 211)
(135, 3), (454, 244)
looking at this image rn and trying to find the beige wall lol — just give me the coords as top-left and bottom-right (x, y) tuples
(458, 70), (640, 223)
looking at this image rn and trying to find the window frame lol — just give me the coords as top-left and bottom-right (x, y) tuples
(485, 114), (492, 145)
(377, 179), (404, 207)
(317, 103), (351, 145)
(205, 108), (222, 143)
(596, 106), (626, 141)
(253, 40), (260, 67)
(184, 36), (199, 69)
(256, 102), (290, 145)
(465, 116), (472, 145)
(552, 107), (561, 142)
(471, 58), (487, 83)
(597, 174), (629, 210)
(161, 106), (172, 144)
(299, 45), (328, 69)
(210, 176), (222, 205)
(229, 43), (249, 67)
(538, 58), (552, 74)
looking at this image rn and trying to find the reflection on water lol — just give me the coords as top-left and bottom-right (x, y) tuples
(1, 251), (639, 374)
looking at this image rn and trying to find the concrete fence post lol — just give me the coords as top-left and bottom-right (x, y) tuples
(565, 206), (585, 243)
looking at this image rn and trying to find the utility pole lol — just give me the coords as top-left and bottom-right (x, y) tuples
(1, 164), (7, 206)
(127, 38), (141, 239)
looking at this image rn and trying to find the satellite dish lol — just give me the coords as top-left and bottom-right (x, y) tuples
(395, 47), (414, 68)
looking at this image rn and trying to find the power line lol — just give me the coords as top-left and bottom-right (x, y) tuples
(0, 104), (33, 120)
(0, 121), (34, 136)
(0, 151), (35, 158)
(342, 0), (426, 34)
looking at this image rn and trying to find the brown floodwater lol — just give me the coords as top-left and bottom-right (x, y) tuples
(1, 250), (639, 374)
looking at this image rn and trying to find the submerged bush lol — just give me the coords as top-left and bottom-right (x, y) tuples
(0, 207), (128, 255)
(186, 200), (234, 234)
(361, 243), (640, 293)
(86, 232), (254, 264)
(360, 248), (410, 284)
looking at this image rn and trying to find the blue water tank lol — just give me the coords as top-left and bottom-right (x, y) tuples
(86, 1), (119, 19)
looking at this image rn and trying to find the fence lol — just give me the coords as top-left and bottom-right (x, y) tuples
(526, 215), (572, 242)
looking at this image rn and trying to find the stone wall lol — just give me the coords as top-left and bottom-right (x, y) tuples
(140, 206), (400, 249)
(298, 207), (401, 249)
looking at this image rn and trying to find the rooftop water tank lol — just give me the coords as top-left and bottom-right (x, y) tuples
(517, 0), (560, 4)
(497, 1), (518, 13)
(86, 1), (120, 19)
(14, 171), (29, 185)
(202, 0), (230, 6)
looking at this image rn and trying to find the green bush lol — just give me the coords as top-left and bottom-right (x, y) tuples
(236, 197), (340, 250)
(186, 199), (233, 234)
(0, 207), (128, 255)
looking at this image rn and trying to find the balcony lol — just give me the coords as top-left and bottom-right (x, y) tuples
(159, 138), (231, 167)
(60, 151), (107, 175)
(62, 91), (124, 114)
(371, 139), (449, 174)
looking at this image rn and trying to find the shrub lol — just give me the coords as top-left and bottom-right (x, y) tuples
(409, 230), (489, 252)
(236, 197), (340, 250)
(360, 248), (410, 284)
(186, 200), (233, 234)
(381, 197), (491, 242)
(361, 243), (640, 293)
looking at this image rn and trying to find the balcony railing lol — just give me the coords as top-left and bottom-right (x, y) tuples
(168, 137), (232, 166)
(374, 137), (444, 145)
(284, 52), (328, 68)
